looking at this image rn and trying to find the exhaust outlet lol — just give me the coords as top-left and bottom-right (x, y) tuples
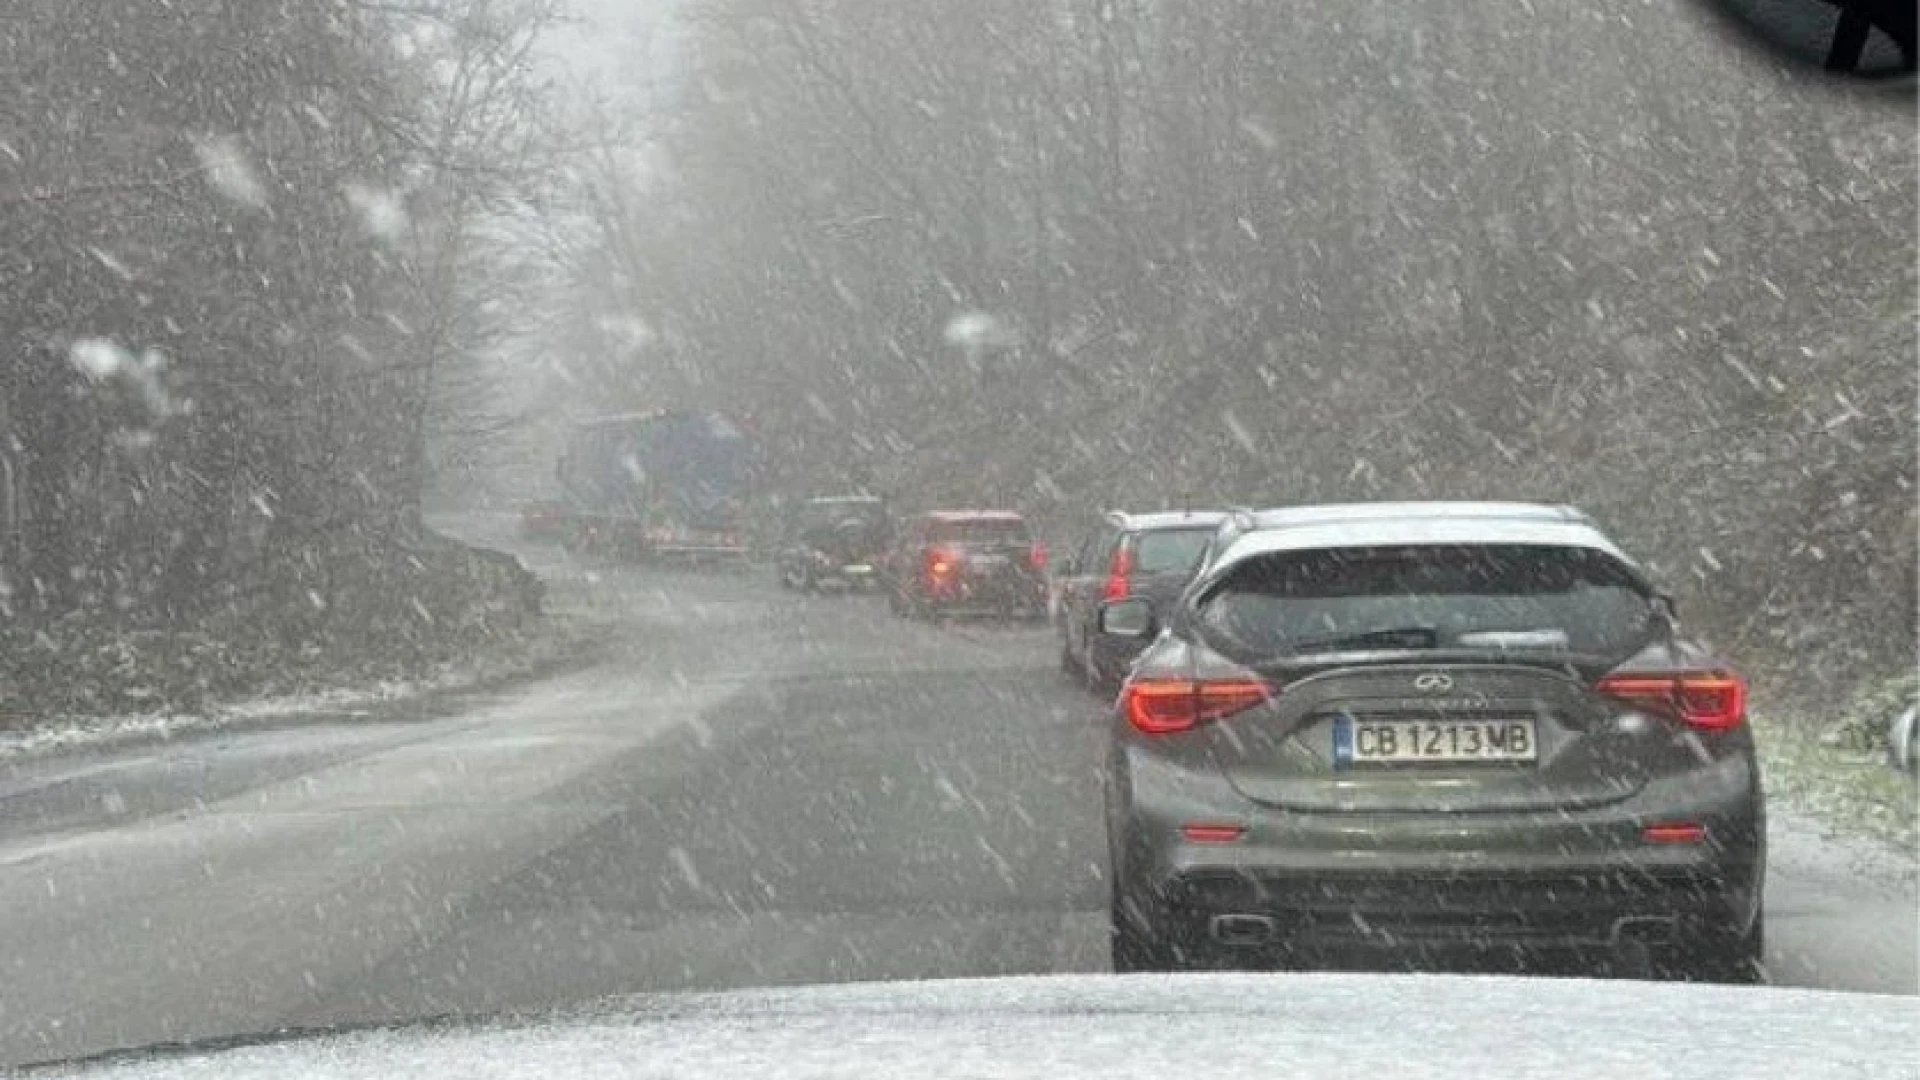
(1210, 914), (1278, 948)
(1610, 916), (1678, 947)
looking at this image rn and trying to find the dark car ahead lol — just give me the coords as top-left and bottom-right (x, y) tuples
(776, 495), (893, 591)
(885, 511), (1048, 619)
(1054, 510), (1228, 694)
(1099, 501), (1765, 982)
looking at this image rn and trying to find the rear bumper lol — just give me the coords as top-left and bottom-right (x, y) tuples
(1161, 869), (1751, 951)
(786, 552), (880, 572)
(925, 579), (1047, 611)
(1117, 752), (1763, 950)
(925, 601), (1049, 617)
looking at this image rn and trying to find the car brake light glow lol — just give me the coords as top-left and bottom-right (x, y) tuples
(925, 546), (958, 580)
(1180, 822), (1247, 843)
(1596, 671), (1747, 732)
(1029, 541), (1048, 571)
(1122, 677), (1270, 735)
(1642, 822), (1708, 844)
(1103, 544), (1135, 602)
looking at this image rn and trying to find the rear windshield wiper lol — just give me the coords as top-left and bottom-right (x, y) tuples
(1284, 625), (1440, 655)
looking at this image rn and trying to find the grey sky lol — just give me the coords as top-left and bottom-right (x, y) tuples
(542, 0), (680, 103)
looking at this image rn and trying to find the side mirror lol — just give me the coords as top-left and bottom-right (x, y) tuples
(1098, 597), (1156, 639)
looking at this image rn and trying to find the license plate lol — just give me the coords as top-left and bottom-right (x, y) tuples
(1333, 718), (1538, 766)
(843, 564), (872, 575)
(969, 554), (1010, 569)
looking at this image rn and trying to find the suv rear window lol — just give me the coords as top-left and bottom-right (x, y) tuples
(1195, 544), (1654, 658)
(1131, 528), (1214, 576)
(929, 518), (1031, 545)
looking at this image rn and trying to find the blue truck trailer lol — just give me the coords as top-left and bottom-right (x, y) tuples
(554, 410), (754, 558)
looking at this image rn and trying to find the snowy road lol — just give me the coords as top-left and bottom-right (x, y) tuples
(0, 538), (1911, 1067)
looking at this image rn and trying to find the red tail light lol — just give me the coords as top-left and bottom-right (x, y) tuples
(1180, 822), (1247, 843)
(1596, 671), (1747, 732)
(1642, 822), (1708, 844)
(1028, 541), (1048, 571)
(924, 546), (959, 582)
(1122, 677), (1270, 735)
(1102, 544), (1135, 602)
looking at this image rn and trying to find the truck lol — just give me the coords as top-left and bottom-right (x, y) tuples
(552, 410), (755, 559)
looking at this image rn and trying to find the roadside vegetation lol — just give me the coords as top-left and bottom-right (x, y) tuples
(1, 1), (565, 725)
(1756, 672), (1919, 853)
(537, 0), (1913, 752)
(0, 537), (549, 728)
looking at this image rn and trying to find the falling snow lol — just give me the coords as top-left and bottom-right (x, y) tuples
(191, 134), (269, 210)
(67, 338), (126, 381)
(343, 182), (409, 241)
(0, 0), (1912, 1070)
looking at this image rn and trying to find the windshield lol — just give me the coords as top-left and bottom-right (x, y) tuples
(3, 0), (1914, 1071)
(1132, 529), (1216, 576)
(1195, 545), (1655, 658)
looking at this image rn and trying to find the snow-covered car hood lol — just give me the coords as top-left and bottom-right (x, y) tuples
(31, 973), (1917, 1079)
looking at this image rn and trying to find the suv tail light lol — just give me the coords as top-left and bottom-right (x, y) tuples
(1596, 671), (1747, 732)
(1028, 541), (1048, 571)
(1102, 544), (1135, 602)
(1122, 677), (1271, 735)
(924, 546), (959, 583)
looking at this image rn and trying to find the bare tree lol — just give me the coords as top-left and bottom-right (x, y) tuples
(541, 0), (1913, 696)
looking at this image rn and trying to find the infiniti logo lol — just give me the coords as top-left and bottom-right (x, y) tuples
(1413, 673), (1454, 693)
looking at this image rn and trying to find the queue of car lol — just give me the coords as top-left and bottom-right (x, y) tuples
(759, 494), (1768, 981)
